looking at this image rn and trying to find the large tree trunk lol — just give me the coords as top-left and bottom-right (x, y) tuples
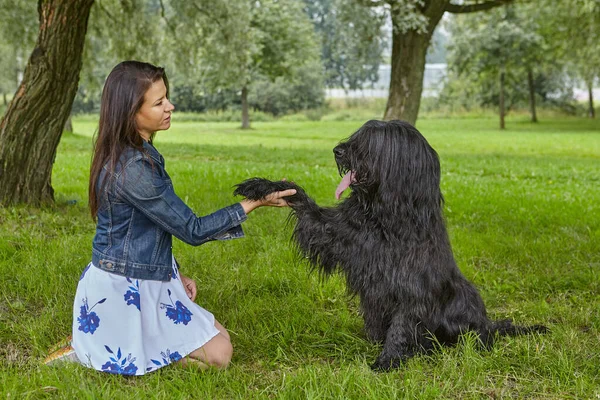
(588, 82), (595, 119)
(499, 68), (506, 130)
(527, 68), (537, 123)
(384, 30), (431, 125)
(241, 85), (250, 129)
(384, 2), (446, 125)
(0, 0), (93, 205)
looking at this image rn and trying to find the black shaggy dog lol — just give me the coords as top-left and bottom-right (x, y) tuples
(234, 120), (547, 370)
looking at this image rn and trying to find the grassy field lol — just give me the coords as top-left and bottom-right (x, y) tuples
(1, 114), (599, 399)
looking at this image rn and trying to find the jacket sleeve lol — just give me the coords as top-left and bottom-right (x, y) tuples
(114, 156), (246, 246)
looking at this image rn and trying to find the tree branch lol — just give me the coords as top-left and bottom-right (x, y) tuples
(355, 0), (391, 8)
(158, 0), (178, 36)
(96, 0), (115, 23)
(191, 2), (230, 41)
(445, 0), (513, 14)
(191, 2), (225, 31)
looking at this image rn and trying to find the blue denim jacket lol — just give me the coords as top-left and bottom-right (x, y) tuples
(92, 141), (246, 281)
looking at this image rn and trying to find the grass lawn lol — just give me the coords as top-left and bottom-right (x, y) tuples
(1, 115), (599, 399)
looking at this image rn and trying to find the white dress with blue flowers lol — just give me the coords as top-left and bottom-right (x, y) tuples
(72, 257), (220, 375)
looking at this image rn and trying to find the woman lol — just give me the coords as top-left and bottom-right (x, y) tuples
(71, 61), (295, 375)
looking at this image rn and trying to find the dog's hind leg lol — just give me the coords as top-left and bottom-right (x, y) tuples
(361, 298), (389, 343)
(371, 311), (432, 371)
(476, 326), (496, 350)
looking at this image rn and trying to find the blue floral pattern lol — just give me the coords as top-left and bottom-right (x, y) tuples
(124, 278), (141, 311)
(160, 289), (193, 325)
(146, 349), (183, 372)
(101, 345), (138, 375)
(77, 297), (106, 334)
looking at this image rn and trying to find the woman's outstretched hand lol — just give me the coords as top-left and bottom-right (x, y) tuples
(240, 187), (297, 214)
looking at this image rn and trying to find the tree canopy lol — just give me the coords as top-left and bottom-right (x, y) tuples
(440, 0), (599, 122)
(303, 0), (387, 90)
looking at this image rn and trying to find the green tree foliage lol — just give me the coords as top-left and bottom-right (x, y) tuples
(169, 87), (237, 113)
(161, 0), (322, 128)
(440, 1), (600, 121)
(441, 5), (549, 127)
(72, 0), (171, 113)
(0, 0), (37, 106)
(537, 0), (600, 118)
(303, 0), (387, 90)
(249, 60), (326, 116)
(170, 62), (326, 117)
(67, 0), (326, 124)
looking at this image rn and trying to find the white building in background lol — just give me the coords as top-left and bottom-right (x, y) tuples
(573, 87), (600, 102)
(326, 63), (598, 102)
(325, 63), (447, 99)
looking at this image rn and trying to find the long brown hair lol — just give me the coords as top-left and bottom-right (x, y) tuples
(89, 61), (169, 219)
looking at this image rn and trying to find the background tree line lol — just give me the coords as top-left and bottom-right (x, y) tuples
(0, 0), (385, 122)
(0, 0), (598, 206)
(436, 0), (600, 127)
(1, 0), (597, 124)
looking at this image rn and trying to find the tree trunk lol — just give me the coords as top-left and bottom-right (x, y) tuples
(2, 93), (6, 106)
(384, 2), (445, 125)
(64, 115), (73, 133)
(499, 69), (505, 130)
(241, 85), (250, 129)
(0, 0), (93, 205)
(527, 68), (537, 123)
(384, 30), (431, 125)
(588, 82), (595, 119)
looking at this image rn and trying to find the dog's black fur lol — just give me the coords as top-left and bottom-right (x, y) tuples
(234, 120), (547, 370)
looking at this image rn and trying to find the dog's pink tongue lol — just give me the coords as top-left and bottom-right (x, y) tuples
(335, 172), (355, 200)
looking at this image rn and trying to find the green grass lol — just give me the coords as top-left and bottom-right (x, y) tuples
(1, 115), (599, 399)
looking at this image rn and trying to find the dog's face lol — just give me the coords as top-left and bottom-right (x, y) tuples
(333, 120), (441, 205)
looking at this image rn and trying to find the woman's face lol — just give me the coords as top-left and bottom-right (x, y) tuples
(135, 79), (174, 141)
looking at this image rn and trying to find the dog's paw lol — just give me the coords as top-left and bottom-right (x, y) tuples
(530, 324), (549, 334)
(370, 354), (405, 372)
(233, 177), (307, 204)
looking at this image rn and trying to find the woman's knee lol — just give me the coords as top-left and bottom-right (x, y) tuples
(210, 340), (233, 368)
(214, 320), (231, 341)
(189, 333), (233, 369)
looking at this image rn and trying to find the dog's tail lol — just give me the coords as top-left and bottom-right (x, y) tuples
(490, 319), (548, 337)
(478, 319), (547, 349)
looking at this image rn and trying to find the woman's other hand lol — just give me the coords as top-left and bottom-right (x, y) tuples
(180, 274), (197, 301)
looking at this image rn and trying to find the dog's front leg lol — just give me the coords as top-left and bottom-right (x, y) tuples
(233, 177), (344, 274)
(291, 206), (346, 275)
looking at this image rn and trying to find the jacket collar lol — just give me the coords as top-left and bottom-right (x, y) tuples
(142, 140), (164, 165)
